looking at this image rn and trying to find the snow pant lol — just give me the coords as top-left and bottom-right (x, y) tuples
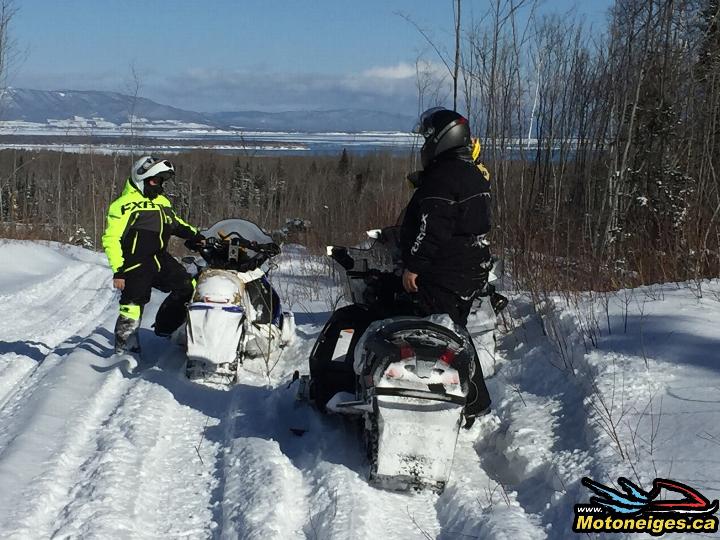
(117, 251), (195, 338)
(414, 280), (492, 416)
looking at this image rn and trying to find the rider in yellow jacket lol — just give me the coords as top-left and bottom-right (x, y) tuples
(102, 156), (202, 353)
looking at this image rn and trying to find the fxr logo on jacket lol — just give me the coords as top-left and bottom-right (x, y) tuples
(411, 213), (429, 255)
(120, 200), (161, 214)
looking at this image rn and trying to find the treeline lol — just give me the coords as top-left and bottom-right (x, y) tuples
(0, 149), (415, 250)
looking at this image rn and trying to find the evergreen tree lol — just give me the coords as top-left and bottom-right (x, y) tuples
(337, 148), (350, 175)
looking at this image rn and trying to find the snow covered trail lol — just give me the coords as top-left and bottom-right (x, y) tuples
(2, 240), (719, 539)
(214, 361), (445, 539)
(0, 242), (230, 538)
(0, 241), (115, 409)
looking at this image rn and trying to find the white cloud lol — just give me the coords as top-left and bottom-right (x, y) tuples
(13, 62), (451, 114)
(362, 62), (416, 80)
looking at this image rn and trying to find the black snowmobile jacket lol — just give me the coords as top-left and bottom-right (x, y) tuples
(400, 150), (492, 295)
(102, 179), (199, 279)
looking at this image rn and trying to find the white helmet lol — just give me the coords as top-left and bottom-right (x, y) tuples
(131, 156), (175, 195)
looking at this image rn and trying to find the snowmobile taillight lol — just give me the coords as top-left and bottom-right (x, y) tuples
(203, 295), (229, 303)
(399, 342), (415, 362)
(439, 348), (457, 366)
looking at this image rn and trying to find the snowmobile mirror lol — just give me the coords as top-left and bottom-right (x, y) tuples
(366, 229), (382, 240)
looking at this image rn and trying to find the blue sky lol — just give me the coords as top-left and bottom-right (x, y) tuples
(13, 0), (612, 114)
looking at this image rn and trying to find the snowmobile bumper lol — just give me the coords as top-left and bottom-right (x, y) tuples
(371, 394), (463, 492)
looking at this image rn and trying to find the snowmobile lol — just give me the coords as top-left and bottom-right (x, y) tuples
(297, 226), (505, 492)
(182, 218), (295, 385)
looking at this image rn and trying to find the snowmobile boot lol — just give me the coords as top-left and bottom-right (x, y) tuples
(463, 406), (491, 429)
(114, 314), (141, 354)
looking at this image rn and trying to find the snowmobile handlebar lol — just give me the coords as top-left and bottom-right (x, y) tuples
(198, 234), (280, 257)
(185, 233), (281, 272)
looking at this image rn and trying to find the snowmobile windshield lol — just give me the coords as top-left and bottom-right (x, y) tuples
(334, 226), (401, 274)
(200, 218), (276, 272)
(202, 219), (274, 245)
(327, 226), (403, 307)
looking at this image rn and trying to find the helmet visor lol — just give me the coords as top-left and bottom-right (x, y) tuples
(412, 106), (447, 137)
(136, 157), (174, 176)
(149, 170), (175, 185)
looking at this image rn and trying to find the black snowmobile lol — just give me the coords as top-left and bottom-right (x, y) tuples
(297, 226), (505, 492)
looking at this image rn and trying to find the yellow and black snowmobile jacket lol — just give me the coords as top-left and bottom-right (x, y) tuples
(102, 179), (198, 278)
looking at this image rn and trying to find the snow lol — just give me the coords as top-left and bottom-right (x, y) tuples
(0, 240), (719, 539)
(0, 120), (416, 155)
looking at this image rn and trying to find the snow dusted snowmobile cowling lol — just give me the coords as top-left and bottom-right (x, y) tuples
(300, 226), (504, 492)
(184, 219), (294, 385)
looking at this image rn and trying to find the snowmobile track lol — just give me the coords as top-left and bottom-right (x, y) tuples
(5, 367), (134, 538)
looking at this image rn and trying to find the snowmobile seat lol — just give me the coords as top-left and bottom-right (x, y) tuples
(309, 305), (374, 412)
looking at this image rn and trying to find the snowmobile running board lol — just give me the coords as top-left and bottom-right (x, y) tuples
(333, 399), (373, 412)
(373, 387), (466, 405)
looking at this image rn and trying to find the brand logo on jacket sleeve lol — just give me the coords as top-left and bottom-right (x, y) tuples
(411, 213), (428, 255)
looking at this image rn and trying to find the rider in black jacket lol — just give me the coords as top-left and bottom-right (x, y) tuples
(401, 107), (493, 424)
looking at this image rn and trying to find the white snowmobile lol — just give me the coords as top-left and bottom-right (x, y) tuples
(182, 218), (295, 385)
(297, 226), (505, 492)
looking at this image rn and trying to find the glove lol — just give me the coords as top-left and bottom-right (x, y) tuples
(406, 170), (423, 188)
(184, 233), (206, 251)
(265, 242), (281, 256)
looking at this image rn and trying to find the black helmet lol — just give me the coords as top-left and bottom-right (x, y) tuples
(414, 107), (471, 169)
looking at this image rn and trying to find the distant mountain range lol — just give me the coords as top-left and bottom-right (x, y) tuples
(0, 88), (415, 133)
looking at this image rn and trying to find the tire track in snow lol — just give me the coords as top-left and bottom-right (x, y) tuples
(212, 370), (309, 539)
(216, 366), (443, 540)
(0, 304), (116, 441)
(0, 339), (135, 536)
(435, 415), (547, 540)
(0, 262), (111, 344)
(0, 309), (117, 453)
(48, 364), (227, 539)
(0, 354), (41, 411)
(0, 260), (114, 411)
